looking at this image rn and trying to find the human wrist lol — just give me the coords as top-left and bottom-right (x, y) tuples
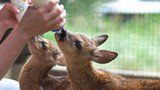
(0, 21), (7, 32)
(13, 24), (31, 41)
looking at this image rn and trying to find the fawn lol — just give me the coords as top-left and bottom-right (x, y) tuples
(19, 36), (69, 90)
(55, 29), (160, 90)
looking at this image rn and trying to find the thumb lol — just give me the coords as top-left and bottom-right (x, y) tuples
(4, 3), (20, 14)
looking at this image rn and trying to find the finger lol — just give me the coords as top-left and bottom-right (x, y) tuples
(48, 17), (65, 30)
(61, 10), (67, 18)
(4, 3), (20, 14)
(55, 18), (66, 30)
(28, 0), (32, 5)
(59, 18), (66, 27)
(47, 4), (64, 21)
(41, 0), (59, 13)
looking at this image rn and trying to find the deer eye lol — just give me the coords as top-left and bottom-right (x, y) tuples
(40, 41), (47, 50)
(73, 40), (82, 49)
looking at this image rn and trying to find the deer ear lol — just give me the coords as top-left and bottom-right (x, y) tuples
(27, 37), (39, 54)
(92, 35), (108, 46)
(92, 50), (118, 64)
(56, 54), (66, 66)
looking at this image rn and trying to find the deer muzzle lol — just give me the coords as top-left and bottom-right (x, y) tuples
(56, 27), (67, 41)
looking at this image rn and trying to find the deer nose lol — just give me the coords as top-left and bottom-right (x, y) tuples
(61, 27), (67, 36)
(59, 27), (67, 41)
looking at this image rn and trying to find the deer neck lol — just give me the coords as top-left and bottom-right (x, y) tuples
(65, 56), (101, 90)
(24, 55), (55, 81)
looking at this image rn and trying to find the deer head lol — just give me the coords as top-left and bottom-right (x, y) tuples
(55, 29), (118, 64)
(27, 35), (65, 66)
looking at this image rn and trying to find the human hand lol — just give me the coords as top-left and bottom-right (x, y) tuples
(17, 1), (66, 40)
(0, 3), (19, 31)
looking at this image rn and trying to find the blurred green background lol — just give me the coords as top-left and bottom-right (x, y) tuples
(43, 0), (160, 72)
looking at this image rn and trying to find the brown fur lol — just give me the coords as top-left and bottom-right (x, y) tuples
(55, 30), (160, 90)
(19, 36), (70, 90)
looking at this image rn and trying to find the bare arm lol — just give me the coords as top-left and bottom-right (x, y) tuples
(0, 25), (28, 79)
(0, 22), (6, 40)
(0, 3), (20, 79)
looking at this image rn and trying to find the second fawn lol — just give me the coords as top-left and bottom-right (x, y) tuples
(55, 29), (160, 90)
(19, 36), (69, 90)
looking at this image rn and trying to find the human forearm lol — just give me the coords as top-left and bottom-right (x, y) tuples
(0, 21), (7, 40)
(0, 25), (29, 80)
